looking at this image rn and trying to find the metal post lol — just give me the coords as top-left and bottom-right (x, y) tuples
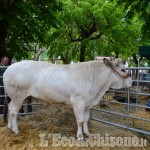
(25, 99), (28, 115)
(127, 88), (130, 129)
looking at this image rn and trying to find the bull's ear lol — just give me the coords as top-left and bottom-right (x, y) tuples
(103, 58), (113, 67)
(114, 58), (122, 67)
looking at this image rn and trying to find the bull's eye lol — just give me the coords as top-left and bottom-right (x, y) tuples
(121, 69), (125, 72)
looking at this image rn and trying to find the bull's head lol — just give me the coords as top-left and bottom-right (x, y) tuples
(103, 58), (132, 89)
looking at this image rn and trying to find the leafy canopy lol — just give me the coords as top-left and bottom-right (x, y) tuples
(45, 0), (143, 63)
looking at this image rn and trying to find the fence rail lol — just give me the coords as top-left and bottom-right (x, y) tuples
(91, 67), (150, 136)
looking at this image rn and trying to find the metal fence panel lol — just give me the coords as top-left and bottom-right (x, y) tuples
(91, 67), (150, 135)
(0, 66), (43, 117)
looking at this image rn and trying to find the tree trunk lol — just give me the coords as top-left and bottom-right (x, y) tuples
(80, 42), (86, 62)
(132, 54), (138, 67)
(0, 19), (9, 59)
(115, 51), (119, 58)
(0, 0), (22, 62)
(33, 49), (43, 61)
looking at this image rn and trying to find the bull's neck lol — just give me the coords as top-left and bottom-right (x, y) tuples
(93, 66), (112, 100)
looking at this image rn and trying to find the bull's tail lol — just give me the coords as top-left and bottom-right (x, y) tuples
(3, 95), (8, 123)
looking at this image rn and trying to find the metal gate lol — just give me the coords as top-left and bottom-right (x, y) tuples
(91, 67), (150, 135)
(0, 66), (43, 117)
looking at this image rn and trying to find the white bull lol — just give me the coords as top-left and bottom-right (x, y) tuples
(3, 58), (132, 141)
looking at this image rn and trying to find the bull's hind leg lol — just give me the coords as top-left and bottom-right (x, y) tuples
(83, 110), (91, 136)
(8, 87), (27, 134)
(8, 98), (24, 134)
(8, 102), (12, 129)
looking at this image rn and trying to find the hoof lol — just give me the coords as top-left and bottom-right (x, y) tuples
(8, 120), (12, 129)
(7, 124), (12, 129)
(12, 129), (19, 134)
(77, 136), (84, 142)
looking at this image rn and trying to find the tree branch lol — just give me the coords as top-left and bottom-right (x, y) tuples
(69, 31), (83, 42)
(90, 32), (103, 40)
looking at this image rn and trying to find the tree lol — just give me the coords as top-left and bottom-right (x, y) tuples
(115, 0), (150, 66)
(0, 0), (62, 60)
(45, 0), (143, 63)
(116, 0), (150, 40)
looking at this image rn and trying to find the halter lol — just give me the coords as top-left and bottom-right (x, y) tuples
(111, 68), (130, 80)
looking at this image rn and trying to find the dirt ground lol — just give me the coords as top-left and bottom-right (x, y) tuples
(0, 104), (149, 150)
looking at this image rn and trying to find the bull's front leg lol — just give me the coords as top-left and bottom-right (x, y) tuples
(71, 100), (85, 141)
(77, 122), (84, 141)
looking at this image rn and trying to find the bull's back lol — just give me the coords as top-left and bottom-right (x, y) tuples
(3, 61), (67, 97)
(3, 60), (105, 104)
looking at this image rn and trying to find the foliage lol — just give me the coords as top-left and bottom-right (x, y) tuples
(0, 0), (62, 60)
(45, 0), (143, 63)
(116, 0), (150, 41)
(0, 0), (148, 65)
